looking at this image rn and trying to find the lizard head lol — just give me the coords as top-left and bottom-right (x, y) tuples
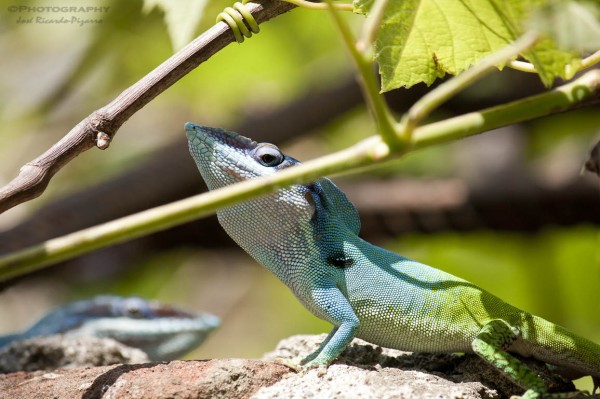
(185, 122), (324, 262)
(184, 123), (363, 281)
(185, 122), (300, 190)
(185, 122), (361, 236)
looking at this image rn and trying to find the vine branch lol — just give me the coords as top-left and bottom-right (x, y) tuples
(0, 69), (598, 282)
(324, 0), (397, 148)
(0, 0), (295, 214)
(508, 49), (600, 75)
(399, 32), (540, 142)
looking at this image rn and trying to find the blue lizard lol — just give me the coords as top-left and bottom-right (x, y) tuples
(0, 295), (219, 361)
(185, 122), (600, 398)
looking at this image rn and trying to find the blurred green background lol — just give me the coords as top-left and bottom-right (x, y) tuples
(0, 0), (598, 391)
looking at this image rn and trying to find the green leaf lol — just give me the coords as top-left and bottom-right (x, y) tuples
(530, 1), (600, 53)
(354, 0), (590, 90)
(143, 0), (208, 51)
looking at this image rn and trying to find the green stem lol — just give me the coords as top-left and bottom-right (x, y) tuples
(509, 49), (600, 76)
(324, 0), (398, 148)
(580, 49), (600, 70)
(413, 69), (600, 148)
(277, 0), (353, 11)
(357, 0), (388, 54)
(400, 31), (540, 141)
(1, 69), (599, 282)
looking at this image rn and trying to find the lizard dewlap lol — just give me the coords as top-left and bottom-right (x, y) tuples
(186, 122), (600, 398)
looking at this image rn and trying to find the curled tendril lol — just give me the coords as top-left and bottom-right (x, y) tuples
(216, 1), (353, 43)
(216, 2), (260, 43)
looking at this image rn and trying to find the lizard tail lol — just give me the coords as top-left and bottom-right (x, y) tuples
(515, 314), (600, 386)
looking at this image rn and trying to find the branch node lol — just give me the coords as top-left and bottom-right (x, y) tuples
(0, 0), (296, 215)
(89, 111), (111, 130)
(86, 111), (114, 149)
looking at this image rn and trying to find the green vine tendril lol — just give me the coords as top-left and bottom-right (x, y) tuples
(217, 0), (353, 44)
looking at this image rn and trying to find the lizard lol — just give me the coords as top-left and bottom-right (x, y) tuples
(0, 295), (220, 361)
(185, 122), (600, 398)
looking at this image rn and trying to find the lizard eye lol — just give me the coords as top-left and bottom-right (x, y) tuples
(126, 303), (142, 318)
(253, 144), (284, 167)
(122, 298), (148, 318)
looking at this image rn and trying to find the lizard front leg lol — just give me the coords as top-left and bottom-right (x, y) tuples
(300, 326), (338, 365)
(300, 283), (359, 369)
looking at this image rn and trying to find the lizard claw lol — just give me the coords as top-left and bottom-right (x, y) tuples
(299, 357), (330, 371)
(301, 362), (328, 376)
(315, 365), (328, 376)
(274, 358), (328, 376)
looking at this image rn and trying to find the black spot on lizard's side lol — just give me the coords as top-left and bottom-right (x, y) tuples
(327, 254), (355, 268)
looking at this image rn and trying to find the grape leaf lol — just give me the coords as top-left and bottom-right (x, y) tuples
(143, 0), (209, 51)
(530, 1), (600, 53)
(354, 0), (588, 90)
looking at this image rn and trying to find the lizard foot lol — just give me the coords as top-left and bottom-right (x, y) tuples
(303, 363), (328, 376)
(298, 355), (331, 374)
(275, 357), (328, 376)
(274, 358), (302, 372)
(511, 389), (588, 399)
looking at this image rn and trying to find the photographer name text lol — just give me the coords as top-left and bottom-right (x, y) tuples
(15, 15), (102, 26)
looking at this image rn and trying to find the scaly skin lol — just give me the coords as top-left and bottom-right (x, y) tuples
(186, 123), (600, 398)
(0, 295), (220, 361)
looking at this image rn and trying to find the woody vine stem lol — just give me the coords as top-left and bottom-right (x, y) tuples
(0, 0), (599, 281)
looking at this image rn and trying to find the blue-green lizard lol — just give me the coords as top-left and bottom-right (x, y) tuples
(0, 295), (220, 361)
(185, 122), (600, 398)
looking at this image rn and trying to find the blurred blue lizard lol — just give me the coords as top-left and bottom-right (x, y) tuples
(0, 295), (220, 361)
(185, 122), (600, 399)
